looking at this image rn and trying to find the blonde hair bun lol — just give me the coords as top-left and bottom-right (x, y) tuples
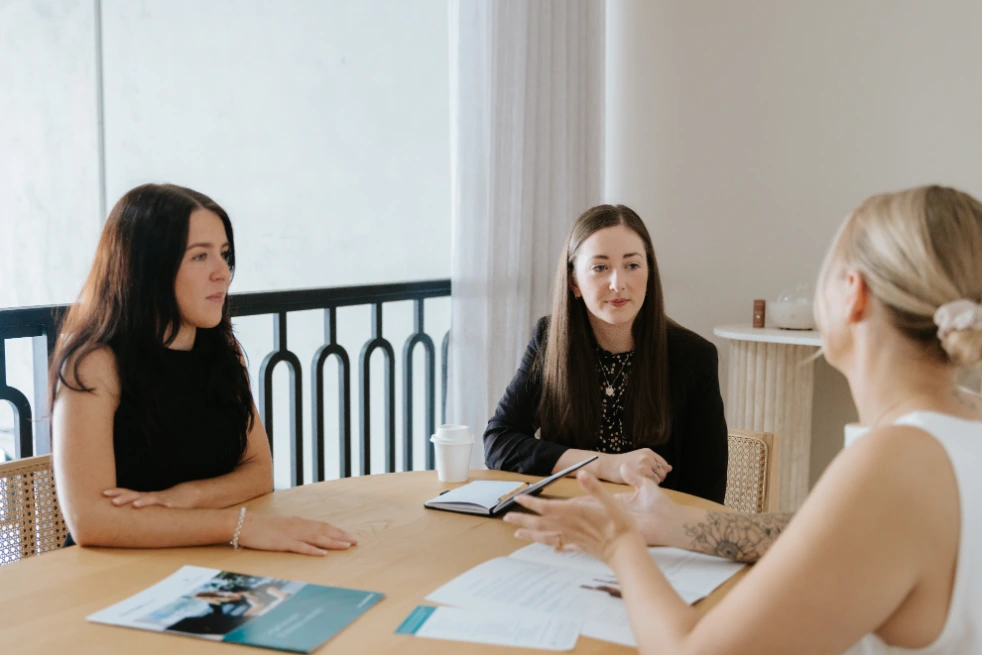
(934, 300), (982, 368)
(821, 186), (982, 367)
(940, 330), (982, 368)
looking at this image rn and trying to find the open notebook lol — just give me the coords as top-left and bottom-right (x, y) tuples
(424, 456), (598, 517)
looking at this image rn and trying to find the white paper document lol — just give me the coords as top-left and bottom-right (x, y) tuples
(427, 543), (744, 647)
(510, 542), (745, 603)
(396, 605), (580, 651)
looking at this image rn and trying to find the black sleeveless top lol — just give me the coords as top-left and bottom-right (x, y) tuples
(112, 341), (245, 492)
(64, 339), (246, 547)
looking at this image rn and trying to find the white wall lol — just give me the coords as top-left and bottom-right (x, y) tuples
(0, 0), (102, 310)
(101, 0), (451, 293)
(0, 0), (103, 459)
(0, 0), (451, 480)
(606, 0), (982, 482)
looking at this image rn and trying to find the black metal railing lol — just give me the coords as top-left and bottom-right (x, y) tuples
(0, 305), (65, 460)
(0, 280), (451, 486)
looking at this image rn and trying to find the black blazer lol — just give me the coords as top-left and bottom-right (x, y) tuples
(483, 317), (728, 503)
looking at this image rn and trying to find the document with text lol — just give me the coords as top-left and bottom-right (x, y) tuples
(426, 543), (744, 647)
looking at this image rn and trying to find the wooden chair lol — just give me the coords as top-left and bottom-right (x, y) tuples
(0, 454), (68, 566)
(725, 429), (779, 514)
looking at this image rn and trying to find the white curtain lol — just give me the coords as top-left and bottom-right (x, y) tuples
(447, 0), (605, 466)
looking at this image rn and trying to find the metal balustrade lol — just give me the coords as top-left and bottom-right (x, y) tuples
(0, 280), (451, 485)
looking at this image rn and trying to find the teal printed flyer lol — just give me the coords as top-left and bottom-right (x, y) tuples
(88, 566), (383, 653)
(395, 605), (438, 635)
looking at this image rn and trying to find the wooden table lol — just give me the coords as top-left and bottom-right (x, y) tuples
(0, 470), (747, 654)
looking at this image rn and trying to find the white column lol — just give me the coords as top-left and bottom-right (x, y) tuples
(716, 325), (821, 511)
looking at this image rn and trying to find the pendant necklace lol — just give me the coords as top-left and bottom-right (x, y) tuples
(597, 351), (631, 397)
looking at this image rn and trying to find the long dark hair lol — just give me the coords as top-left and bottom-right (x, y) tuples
(49, 183), (253, 457)
(538, 204), (672, 449)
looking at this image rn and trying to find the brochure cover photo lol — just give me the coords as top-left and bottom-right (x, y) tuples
(87, 566), (383, 653)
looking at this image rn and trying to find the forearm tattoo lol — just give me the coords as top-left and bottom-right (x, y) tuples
(683, 512), (794, 563)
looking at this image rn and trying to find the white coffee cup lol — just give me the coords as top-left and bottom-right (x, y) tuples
(430, 424), (474, 483)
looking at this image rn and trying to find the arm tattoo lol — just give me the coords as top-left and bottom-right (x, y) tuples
(682, 512), (794, 563)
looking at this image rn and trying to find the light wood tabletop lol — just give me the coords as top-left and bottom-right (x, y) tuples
(0, 470), (748, 654)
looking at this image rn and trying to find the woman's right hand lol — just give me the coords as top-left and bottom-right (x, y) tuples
(597, 449), (671, 484)
(612, 465), (692, 546)
(564, 464), (690, 547)
(236, 512), (358, 556)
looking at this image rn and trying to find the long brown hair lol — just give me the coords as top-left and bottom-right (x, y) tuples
(49, 184), (253, 457)
(538, 204), (672, 449)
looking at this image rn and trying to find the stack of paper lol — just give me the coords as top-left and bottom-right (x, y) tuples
(396, 605), (581, 651)
(419, 543), (744, 648)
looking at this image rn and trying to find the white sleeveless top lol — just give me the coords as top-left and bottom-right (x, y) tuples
(844, 411), (981, 655)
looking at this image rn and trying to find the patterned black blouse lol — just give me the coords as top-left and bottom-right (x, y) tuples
(484, 316), (729, 503)
(596, 347), (635, 453)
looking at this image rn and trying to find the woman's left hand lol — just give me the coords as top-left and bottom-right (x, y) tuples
(504, 470), (644, 562)
(103, 483), (199, 509)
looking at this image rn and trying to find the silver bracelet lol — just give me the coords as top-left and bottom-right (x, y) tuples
(231, 507), (247, 550)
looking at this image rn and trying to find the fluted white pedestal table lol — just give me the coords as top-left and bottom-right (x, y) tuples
(713, 324), (822, 512)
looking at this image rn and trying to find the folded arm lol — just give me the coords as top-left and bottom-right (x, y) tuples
(53, 347), (254, 547)
(105, 400), (273, 510)
(54, 348), (355, 555)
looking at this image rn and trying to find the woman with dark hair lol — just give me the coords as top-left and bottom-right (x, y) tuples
(52, 183), (355, 556)
(484, 204), (728, 502)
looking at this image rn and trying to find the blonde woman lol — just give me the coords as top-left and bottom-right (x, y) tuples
(506, 185), (982, 654)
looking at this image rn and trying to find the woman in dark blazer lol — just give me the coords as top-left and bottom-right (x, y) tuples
(484, 204), (728, 502)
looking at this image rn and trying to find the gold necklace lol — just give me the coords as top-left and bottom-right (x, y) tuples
(596, 351), (632, 397)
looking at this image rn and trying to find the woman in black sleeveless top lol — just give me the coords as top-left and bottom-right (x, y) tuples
(110, 338), (249, 494)
(53, 184), (355, 556)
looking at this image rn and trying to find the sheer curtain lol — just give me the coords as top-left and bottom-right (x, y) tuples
(448, 0), (605, 465)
